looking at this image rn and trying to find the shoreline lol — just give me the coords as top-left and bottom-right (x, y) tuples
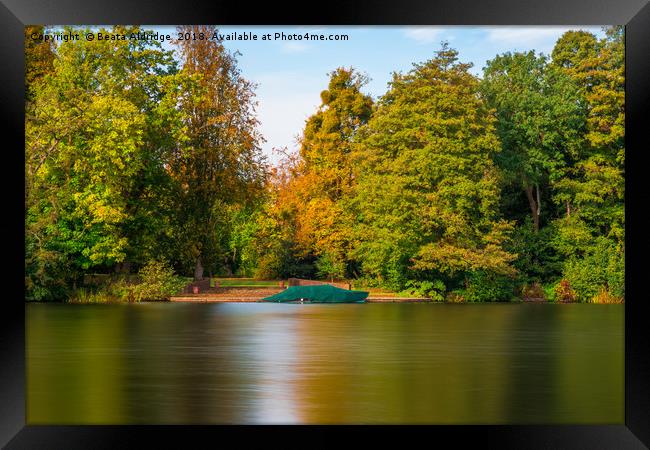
(169, 295), (435, 303)
(26, 287), (623, 304)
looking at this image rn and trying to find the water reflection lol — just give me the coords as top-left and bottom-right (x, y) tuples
(26, 303), (623, 424)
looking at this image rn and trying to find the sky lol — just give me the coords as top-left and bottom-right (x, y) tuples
(149, 25), (606, 163)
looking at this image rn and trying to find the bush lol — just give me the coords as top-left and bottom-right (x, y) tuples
(543, 283), (557, 302)
(521, 282), (546, 300)
(464, 271), (515, 302)
(554, 279), (577, 302)
(130, 260), (186, 302)
(352, 276), (383, 290)
(106, 278), (138, 302)
(446, 291), (466, 303)
(67, 287), (104, 303)
(253, 254), (282, 280)
(400, 280), (445, 301)
(353, 241), (412, 292)
(68, 279), (133, 303)
(589, 286), (624, 304)
(562, 238), (624, 302)
(25, 249), (75, 301)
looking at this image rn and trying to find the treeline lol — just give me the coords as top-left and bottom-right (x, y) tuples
(25, 25), (267, 300)
(25, 26), (624, 303)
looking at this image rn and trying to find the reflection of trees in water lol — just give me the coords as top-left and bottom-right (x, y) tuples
(27, 304), (623, 424)
(500, 304), (563, 424)
(27, 305), (129, 423)
(502, 304), (623, 423)
(123, 304), (250, 423)
(292, 304), (520, 423)
(292, 305), (364, 423)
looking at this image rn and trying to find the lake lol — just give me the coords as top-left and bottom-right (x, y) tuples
(26, 302), (623, 424)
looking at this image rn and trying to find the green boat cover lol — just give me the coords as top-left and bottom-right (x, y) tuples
(262, 284), (369, 303)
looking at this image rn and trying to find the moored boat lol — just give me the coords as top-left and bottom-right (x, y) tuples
(261, 284), (368, 303)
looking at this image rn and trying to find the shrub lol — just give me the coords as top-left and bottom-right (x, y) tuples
(352, 276), (383, 290)
(68, 287), (95, 303)
(130, 260), (186, 302)
(67, 285), (121, 303)
(400, 280), (445, 301)
(543, 283), (557, 302)
(590, 287), (624, 304)
(554, 279), (577, 303)
(562, 238), (624, 302)
(464, 271), (515, 302)
(446, 291), (466, 303)
(521, 282), (546, 300)
(106, 278), (138, 302)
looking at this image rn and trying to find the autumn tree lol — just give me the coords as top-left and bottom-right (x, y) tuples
(288, 68), (373, 278)
(248, 150), (316, 279)
(24, 25), (55, 101)
(170, 26), (266, 280)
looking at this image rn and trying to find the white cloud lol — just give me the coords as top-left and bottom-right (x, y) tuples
(403, 27), (445, 44)
(483, 27), (568, 47)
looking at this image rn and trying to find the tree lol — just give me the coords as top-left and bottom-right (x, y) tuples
(171, 25), (266, 280)
(549, 27), (625, 301)
(289, 68), (373, 275)
(351, 44), (516, 290)
(24, 26), (55, 102)
(481, 51), (586, 233)
(551, 27), (624, 245)
(551, 30), (599, 78)
(249, 151), (316, 280)
(25, 26), (184, 299)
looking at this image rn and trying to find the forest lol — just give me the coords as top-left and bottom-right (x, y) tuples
(25, 25), (624, 303)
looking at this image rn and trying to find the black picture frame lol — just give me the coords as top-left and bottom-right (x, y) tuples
(2, 1), (648, 448)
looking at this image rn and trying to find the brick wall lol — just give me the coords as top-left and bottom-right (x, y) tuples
(182, 278), (211, 294)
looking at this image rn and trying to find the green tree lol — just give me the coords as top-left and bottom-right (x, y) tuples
(551, 30), (599, 78)
(351, 44), (516, 290)
(551, 27), (624, 245)
(25, 26), (181, 299)
(550, 27), (624, 300)
(481, 50), (586, 233)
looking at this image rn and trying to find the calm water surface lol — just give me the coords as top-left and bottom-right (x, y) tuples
(26, 303), (623, 424)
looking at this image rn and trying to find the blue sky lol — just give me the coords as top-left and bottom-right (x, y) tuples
(149, 26), (606, 163)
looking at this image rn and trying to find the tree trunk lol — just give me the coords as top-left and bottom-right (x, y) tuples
(525, 183), (540, 232)
(194, 257), (204, 281)
(566, 201), (571, 218)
